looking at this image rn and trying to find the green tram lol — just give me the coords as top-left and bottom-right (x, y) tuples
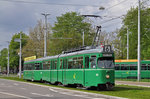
(115, 60), (150, 79)
(23, 45), (115, 90)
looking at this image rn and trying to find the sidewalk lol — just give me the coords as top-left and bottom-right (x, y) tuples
(116, 81), (150, 87)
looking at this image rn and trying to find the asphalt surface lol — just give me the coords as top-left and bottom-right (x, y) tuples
(0, 79), (124, 99)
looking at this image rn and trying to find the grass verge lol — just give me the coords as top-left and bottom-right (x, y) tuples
(116, 78), (150, 82)
(0, 76), (150, 99)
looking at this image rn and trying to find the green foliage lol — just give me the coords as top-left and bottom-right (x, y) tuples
(22, 20), (52, 58)
(51, 12), (94, 55)
(117, 7), (150, 59)
(0, 48), (8, 70)
(9, 32), (28, 72)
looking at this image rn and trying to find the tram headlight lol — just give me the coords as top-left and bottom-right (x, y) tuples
(106, 75), (110, 79)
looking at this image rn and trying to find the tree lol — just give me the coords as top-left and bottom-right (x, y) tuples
(117, 7), (150, 59)
(0, 48), (8, 71)
(9, 31), (28, 73)
(51, 12), (95, 55)
(22, 20), (52, 58)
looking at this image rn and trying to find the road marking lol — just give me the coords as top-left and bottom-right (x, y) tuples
(58, 92), (104, 99)
(49, 87), (58, 92)
(0, 79), (126, 99)
(0, 91), (32, 99)
(49, 88), (105, 99)
(14, 83), (19, 86)
(31, 92), (53, 97)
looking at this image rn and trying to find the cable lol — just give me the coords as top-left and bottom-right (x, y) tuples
(0, 0), (102, 7)
(105, 0), (129, 11)
(100, 15), (123, 25)
(102, 21), (122, 28)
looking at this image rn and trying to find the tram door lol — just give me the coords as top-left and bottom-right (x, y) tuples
(58, 59), (63, 83)
(84, 56), (90, 86)
(62, 58), (67, 85)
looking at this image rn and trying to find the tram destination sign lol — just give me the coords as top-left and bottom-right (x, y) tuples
(103, 54), (112, 57)
(103, 45), (112, 52)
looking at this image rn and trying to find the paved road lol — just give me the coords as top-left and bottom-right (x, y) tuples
(0, 79), (124, 99)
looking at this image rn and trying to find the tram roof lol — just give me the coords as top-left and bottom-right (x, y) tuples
(24, 46), (111, 63)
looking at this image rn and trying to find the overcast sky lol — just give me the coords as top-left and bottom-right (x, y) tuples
(0, 0), (140, 50)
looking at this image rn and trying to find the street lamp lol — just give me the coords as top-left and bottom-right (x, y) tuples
(41, 13), (50, 57)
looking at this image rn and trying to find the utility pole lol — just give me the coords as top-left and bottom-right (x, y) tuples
(7, 41), (10, 77)
(19, 33), (22, 79)
(41, 13), (50, 57)
(138, 0), (141, 82)
(127, 27), (129, 60)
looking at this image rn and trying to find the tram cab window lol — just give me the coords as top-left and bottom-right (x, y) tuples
(97, 57), (114, 69)
(90, 56), (97, 68)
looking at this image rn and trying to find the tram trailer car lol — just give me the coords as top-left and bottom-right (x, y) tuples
(115, 60), (150, 79)
(23, 45), (115, 90)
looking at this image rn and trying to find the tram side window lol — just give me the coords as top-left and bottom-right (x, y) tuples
(51, 61), (54, 69)
(60, 59), (63, 69)
(48, 61), (51, 69)
(35, 63), (39, 70)
(115, 64), (120, 70)
(78, 57), (83, 69)
(43, 61), (50, 70)
(121, 64), (129, 70)
(141, 64), (147, 70)
(68, 58), (73, 69)
(27, 64), (33, 70)
(43, 63), (46, 70)
(85, 57), (89, 69)
(54, 60), (57, 69)
(130, 64), (137, 70)
(51, 60), (57, 69)
(35, 63), (42, 70)
(90, 55), (96, 68)
(63, 59), (67, 69)
(73, 57), (83, 69)
(148, 64), (150, 70)
(73, 57), (77, 69)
